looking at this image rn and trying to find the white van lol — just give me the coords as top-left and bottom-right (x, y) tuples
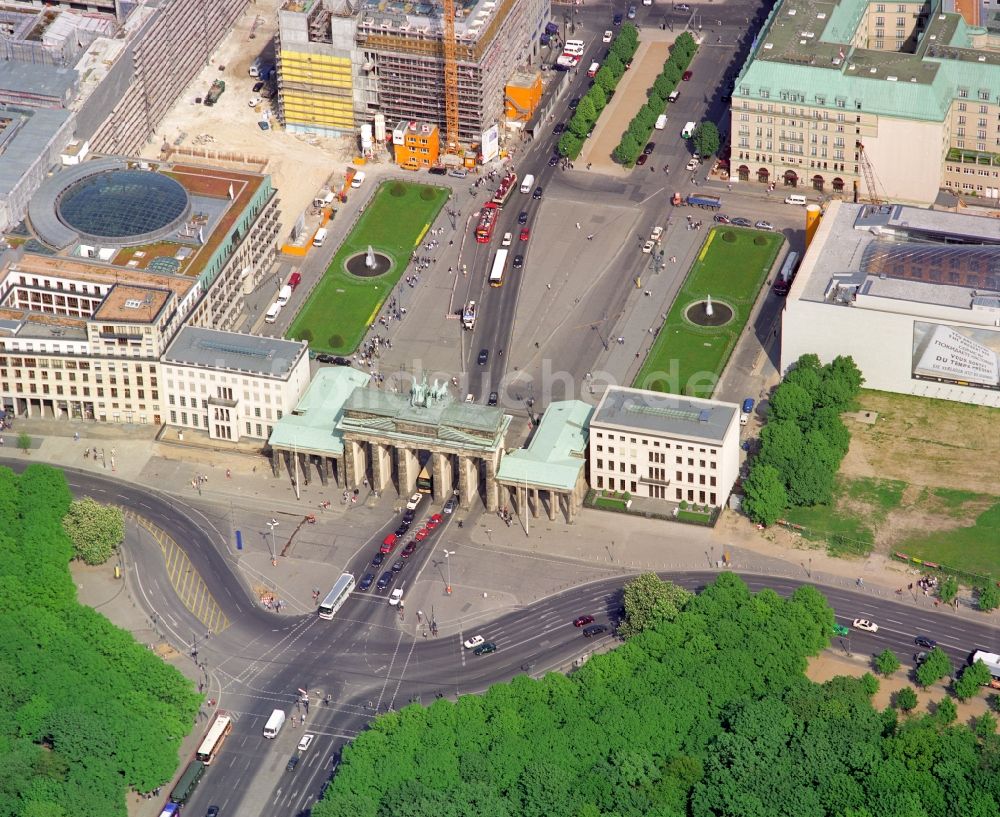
(654, 113), (668, 130)
(265, 302), (282, 324)
(565, 39), (585, 55)
(350, 171), (366, 188)
(313, 191), (334, 208)
(668, 90), (680, 103)
(313, 228), (328, 247)
(587, 61), (600, 77)
(784, 193), (807, 205)
(682, 121), (696, 139)
(520, 174), (535, 193)
(277, 285), (292, 306)
(263, 709), (286, 738)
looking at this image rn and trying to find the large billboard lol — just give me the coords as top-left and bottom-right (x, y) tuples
(911, 321), (1000, 391)
(481, 125), (500, 163)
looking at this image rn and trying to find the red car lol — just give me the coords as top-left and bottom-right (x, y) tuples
(682, 70), (693, 81)
(401, 541), (417, 559)
(573, 615), (595, 627)
(380, 533), (398, 554)
(287, 271), (302, 289)
(414, 527), (430, 541)
(519, 227), (530, 241)
(426, 513), (443, 529)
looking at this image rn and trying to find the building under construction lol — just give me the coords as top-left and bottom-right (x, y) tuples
(277, 0), (548, 143)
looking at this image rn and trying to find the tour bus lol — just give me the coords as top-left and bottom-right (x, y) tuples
(772, 251), (800, 296)
(264, 302), (281, 323)
(195, 711), (234, 765)
(416, 465), (433, 493)
(489, 249), (509, 287)
(169, 761), (205, 805)
(318, 573), (356, 620)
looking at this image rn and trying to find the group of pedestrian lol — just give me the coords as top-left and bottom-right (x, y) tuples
(497, 506), (513, 526)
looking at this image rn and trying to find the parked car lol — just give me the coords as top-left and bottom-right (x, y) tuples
(602, 30), (614, 42)
(643, 142), (656, 155)
(428, 166), (449, 175)
(488, 391), (499, 406)
(682, 70), (693, 81)
(464, 635), (485, 649)
(685, 157), (699, 171)
(636, 153), (648, 166)
(474, 641), (497, 655)
(627, 5), (637, 19)
(443, 496), (457, 514)
(429, 513), (443, 526)
(574, 615), (595, 627)
(641, 240), (655, 253)
(297, 733), (315, 752)
(583, 624), (609, 637)
(252, 81), (265, 93)
(548, 155), (560, 167)
(257, 121), (270, 131)
(406, 492), (423, 510)
(553, 122), (565, 135)
(570, 97), (581, 110)
(754, 220), (774, 231)
(713, 214), (731, 223)
(676, 2), (691, 9)
(742, 397), (755, 414)
(731, 217), (753, 227)
(316, 353), (336, 363)
(332, 356), (352, 366)
(852, 618), (878, 633)
(358, 573), (375, 591)
(613, 13), (623, 25)
(832, 623), (850, 637)
(914, 651), (929, 664)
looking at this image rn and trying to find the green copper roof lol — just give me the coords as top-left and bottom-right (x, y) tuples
(267, 367), (371, 455)
(496, 401), (592, 491)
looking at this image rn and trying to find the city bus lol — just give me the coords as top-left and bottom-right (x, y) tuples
(195, 711), (233, 765)
(772, 250), (800, 296)
(489, 249), (509, 287)
(157, 805), (180, 817)
(416, 465), (433, 493)
(317, 572), (356, 620)
(169, 761), (205, 805)
(475, 202), (499, 243)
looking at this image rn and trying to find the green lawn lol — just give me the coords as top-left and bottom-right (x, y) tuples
(901, 501), (1000, 578)
(287, 181), (449, 354)
(633, 227), (784, 397)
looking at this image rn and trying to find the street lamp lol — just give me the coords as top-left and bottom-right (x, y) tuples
(266, 518), (279, 562)
(443, 549), (455, 595)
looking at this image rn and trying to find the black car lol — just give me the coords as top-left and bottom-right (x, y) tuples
(488, 391), (499, 406)
(394, 522), (409, 537)
(915, 636), (937, 649)
(332, 356), (352, 366)
(316, 353), (335, 363)
(583, 624), (608, 638)
(428, 166), (448, 175)
(569, 97), (580, 110)
(613, 13), (623, 25)
(286, 756), (300, 772)
(477, 348), (489, 365)
(403, 508), (416, 523)
(252, 81), (264, 93)
(391, 559), (404, 573)
(513, 254), (523, 269)
(553, 122), (565, 135)
(532, 186), (543, 200)
(376, 571), (393, 591)
(731, 217), (753, 228)
(518, 210), (529, 224)
(370, 552), (385, 568)
(548, 155), (560, 167)
(643, 142), (655, 155)
(358, 573), (375, 591)
(206, 809), (220, 817)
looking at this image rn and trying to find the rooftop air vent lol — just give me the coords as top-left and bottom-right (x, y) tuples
(887, 75), (897, 81)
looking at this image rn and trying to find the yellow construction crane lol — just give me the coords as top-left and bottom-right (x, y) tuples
(441, 0), (461, 154)
(855, 141), (885, 205)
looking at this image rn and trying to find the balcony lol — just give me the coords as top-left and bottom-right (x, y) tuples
(946, 148), (1000, 167)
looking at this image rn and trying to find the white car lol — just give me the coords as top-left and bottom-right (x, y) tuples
(463, 635), (485, 650)
(754, 220), (774, 231)
(297, 733), (315, 752)
(650, 226), (663, 241)
(501, 231), (513, 247)
(602, 30), (614, 43)
(686, 158), (699, 171)
(852, 618), (878, 633)
(389, 587), (404, 606)
(641, 240), (655, 254)
(248, 96), (262, 108)
(405, 492), (423, 510)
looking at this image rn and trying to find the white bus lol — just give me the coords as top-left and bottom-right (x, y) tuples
(489, 249), (509, 287)
(195, 712), (233, 764)
(318, 572), (356, 619)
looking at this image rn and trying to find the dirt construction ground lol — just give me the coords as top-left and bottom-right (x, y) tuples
(138, 0), (370, 242)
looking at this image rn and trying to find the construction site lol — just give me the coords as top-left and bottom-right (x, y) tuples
(277, 0), (549, 149)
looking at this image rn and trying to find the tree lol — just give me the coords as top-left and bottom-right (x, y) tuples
(618, 573), (692, 638)
(574, 95), (597, 124)
(674, 31), (697, 54)
(595, 65), (620, 94)
(586, 84), (607, 113)
(973, 711), (997, 738)
(568, 111), (591, 139)
(955, 660), (993, 701)
(768, 382), (814, 424)
(875, 649), (901, 678)
(604, 52), (625, 78)
(653, 74), (674, 100)
(692, 121), (720, 158)
(935, 696), (958, 724)
(557, 131), (584, 159)
(613, 132), (641, 166)
(662, 62), (682, 85)
(742, 464), (788, 526)
(896, 686), (918, 712)
(938, 575), (959, 604)
(646, 94), (666, 117)
(62, 497), (126, 565)
(977, 582), (1000, 612)
(915, 647), (953, 688)
(18, 432), (32, 453)
(786, 441), (836, 506)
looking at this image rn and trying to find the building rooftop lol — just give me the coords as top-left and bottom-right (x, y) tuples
(0, 61), (78, 104)
(267, 367), (373, 455)
(356, 0), (508, 44)
(93, 284), (172, 323)
(0, 105), (72, 197)
(163, 327), (307, 378)
(496, 400), (592, 491)
(593, 387), (738, 444)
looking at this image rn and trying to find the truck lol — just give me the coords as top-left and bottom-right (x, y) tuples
(263, 709), (286, 738)
(970, 650), (1000, 689)
(671, 192), (722, 210)
(462, 300), (477, 330)
(204, 79), (226, 106)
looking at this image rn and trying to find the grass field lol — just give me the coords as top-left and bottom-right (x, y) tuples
(287, 181), (448, 354)
(633, 227), (783, 397)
